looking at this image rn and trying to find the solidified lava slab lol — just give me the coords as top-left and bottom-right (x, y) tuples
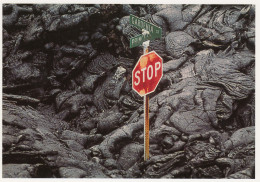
(2, 4), (255, 178)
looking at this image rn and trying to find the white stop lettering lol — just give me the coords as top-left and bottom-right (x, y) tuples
(147, 65), (153, 80)
(134, 62), (161, 86)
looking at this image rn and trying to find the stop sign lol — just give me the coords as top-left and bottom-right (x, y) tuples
(132, 51), (163, 96)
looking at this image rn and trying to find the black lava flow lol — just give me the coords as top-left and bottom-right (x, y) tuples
(2, 4), (255, 178)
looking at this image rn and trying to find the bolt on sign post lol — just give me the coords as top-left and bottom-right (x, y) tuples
(130, 14), (163, 161)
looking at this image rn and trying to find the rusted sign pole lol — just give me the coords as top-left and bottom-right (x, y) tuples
(143, 40), (149, 161)
(144, 94), (149, 160)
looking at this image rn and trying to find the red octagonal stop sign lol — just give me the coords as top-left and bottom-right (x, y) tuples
(132, 51), (163, 96)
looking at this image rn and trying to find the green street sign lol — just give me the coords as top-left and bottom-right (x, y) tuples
(129, 14), (162, 48)
(130, 33), (151, 48)
(130, 14), (162, 39)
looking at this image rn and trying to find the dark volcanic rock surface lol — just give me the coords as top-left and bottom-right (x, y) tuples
(2, 4), (255, 179)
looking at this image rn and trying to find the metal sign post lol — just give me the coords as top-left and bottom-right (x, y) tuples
(143, 40), (149, 161)
(144, 93), (149, 160)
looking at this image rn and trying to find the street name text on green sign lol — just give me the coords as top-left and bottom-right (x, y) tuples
(130, 14), (162, 38)
(129, 14), (162, 48)
(130, 34), (151, 48)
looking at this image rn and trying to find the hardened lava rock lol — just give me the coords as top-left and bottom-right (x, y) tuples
(2, 4), (255, 179)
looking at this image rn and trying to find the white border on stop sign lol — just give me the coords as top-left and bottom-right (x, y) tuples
(132, 51), (163, 97)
